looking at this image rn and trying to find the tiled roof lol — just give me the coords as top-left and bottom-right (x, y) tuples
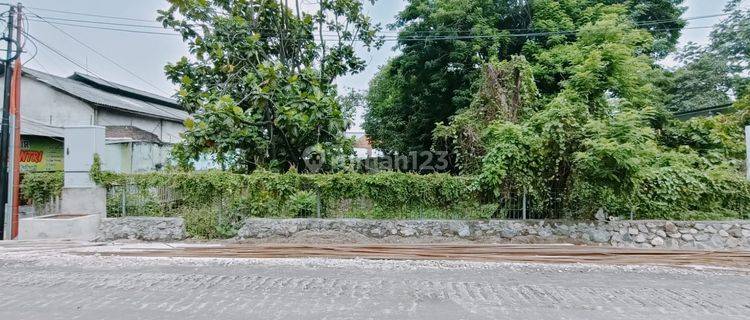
(105, 125), (162, 144)
(353, 135), (373, 149)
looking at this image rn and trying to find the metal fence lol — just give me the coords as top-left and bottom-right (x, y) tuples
(104, 183), (564, 220)
(493, 189), (565, 220)
(29, 194), (62, 217)
(106, 184), (181, 217)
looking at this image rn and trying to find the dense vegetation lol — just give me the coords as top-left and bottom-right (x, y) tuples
(160, 0), (381, 172)
(21, 0), (750, 238)
(22, 170), (487, 238)
(363, 0), (750, 219)
(364, 0), (686, 154)
(664, 0), (750, 112)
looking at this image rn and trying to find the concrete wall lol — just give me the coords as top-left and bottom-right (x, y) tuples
(17, 77), (96, 127)
(238, 219), (750, 250)
(105, 142), (172, 173)
(104, 143), (131, 173)
(131, 143), (171, 172)
(97, 111), (183, 144)
(18, 214), (100, 240)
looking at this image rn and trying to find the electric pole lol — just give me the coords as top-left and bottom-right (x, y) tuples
(0, 4), (18, 240)
(7, 2), (23, 240)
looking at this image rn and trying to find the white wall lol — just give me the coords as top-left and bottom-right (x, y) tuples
(131, 143), (171, 172)
(160, 120), (184, 144)
(5, 76), (185, 144)
(96, 111), (183, 144)
(104, 142), (172, 173)
(104, 143), (129, 173)
(353, 147), (383, 159)
(12, 77), (96, 127)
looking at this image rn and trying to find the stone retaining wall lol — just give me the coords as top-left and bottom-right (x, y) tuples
(96, 217), (186, 241)
(238, 219), (750, 249)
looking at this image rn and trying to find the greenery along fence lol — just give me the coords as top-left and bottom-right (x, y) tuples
(23, 171), (497, 238)
(20, 169), (750, 238)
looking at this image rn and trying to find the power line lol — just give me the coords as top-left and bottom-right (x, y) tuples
(19, 12), (37, 66)
(25, 18), (717, 42)
(21, 31), (97, 78)
(26, 37), (183, 141)
(26, 8), (171, 95)
(26, 18), (179, 36)
(17, 12), (186, 122)
(17, 5), (729, 40)
(33, 15), (166, 29)
(20, 5), (160, 23)
(11, 3), (731, 35)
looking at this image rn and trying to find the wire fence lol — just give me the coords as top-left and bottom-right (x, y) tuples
(104, 183), (564, 221)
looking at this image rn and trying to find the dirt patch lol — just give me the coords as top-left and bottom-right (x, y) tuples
(87, 243), (750, 270)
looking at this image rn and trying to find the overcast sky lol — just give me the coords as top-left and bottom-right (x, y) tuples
(8, 0), (744, 131)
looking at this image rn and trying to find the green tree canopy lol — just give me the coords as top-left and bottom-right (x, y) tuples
(160, 0), (381, 172)
(364, 0), (685, 155)
(445, 5), (750, 219)
(665, 0), (750, 112)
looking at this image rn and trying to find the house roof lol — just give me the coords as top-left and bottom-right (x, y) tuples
(105, 125), (162, 144)
(69, 72), (182, 109)
(20, 117), (65, 138)
(18, 120), (165, 144)
(22, 68), (188, 122)
(353, 135), (374, 149)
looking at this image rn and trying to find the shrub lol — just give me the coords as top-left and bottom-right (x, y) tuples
(90, 171), (485, 238)
(20, 172), (63, 205)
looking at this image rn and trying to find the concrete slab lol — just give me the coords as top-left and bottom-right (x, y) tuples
(17, 214), (100, 240)
(60, 187), (106, 216)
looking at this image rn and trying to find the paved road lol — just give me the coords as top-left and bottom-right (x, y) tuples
(1, 242), (750, 320)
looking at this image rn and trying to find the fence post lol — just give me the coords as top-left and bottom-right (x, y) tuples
(746, 126), (750, 180)
(121, 185), (127, 216)
(316, 186), (322, 219)
(522, 188), (527, 220)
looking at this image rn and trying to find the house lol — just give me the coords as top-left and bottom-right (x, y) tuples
(0, 68), (188, 173)
(345, 131), (383, 160)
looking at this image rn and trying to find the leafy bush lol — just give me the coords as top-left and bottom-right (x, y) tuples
(20, 172), (63, 205)
(87, 171), (485, 238)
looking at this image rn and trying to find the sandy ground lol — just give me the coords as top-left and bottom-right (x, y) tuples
(1, 240), (749, 320)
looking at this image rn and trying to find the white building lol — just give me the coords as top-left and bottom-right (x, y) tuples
(345, 131), (383, 159)
(0, 68), (188, 173)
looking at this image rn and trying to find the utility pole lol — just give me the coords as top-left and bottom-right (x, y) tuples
(7, 2), (23, 239)
(0, 4), (17, 240)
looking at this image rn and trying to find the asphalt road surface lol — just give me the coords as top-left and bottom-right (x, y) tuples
(1, 241), (749, 320)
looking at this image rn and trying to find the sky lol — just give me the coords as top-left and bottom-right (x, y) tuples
(5, 0), (744, 130)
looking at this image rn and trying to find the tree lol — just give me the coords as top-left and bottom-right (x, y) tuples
(665, 0), (750, 112)
(364, 0), (685, 155)
(160, 0), (381, 172)
(433, 55), (538, 174)
(452, 4), (750, 219)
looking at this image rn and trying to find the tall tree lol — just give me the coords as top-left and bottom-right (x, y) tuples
(665, 0), (750, 112)
(364, 0), (684, 155)
(160, 0), (381, 172)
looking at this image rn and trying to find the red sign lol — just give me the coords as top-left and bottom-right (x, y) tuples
(20, 150), (43, 163)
